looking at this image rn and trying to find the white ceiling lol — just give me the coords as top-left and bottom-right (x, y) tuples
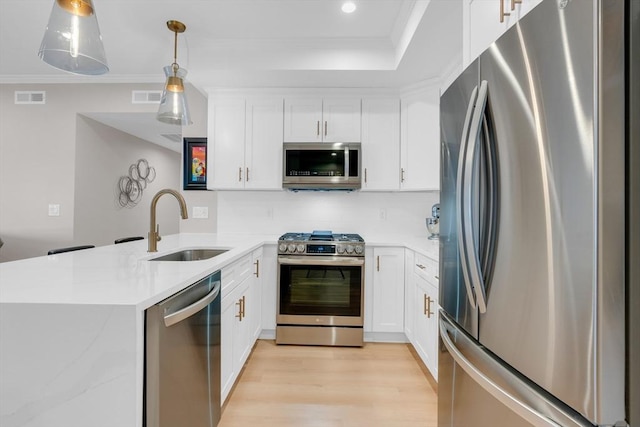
(0, 0), (462, 148)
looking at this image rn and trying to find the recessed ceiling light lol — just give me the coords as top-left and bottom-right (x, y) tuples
(342, 1), (356, 13)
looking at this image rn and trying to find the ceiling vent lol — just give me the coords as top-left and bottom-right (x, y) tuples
(15, 91), (46, 104)
(161, 134), (183, 143)
(132, 90), (163, 104)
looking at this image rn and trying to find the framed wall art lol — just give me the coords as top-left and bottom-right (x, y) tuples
(183, 137), (208, 190)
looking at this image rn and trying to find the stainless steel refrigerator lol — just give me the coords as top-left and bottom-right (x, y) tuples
(438, 0), (638, 426)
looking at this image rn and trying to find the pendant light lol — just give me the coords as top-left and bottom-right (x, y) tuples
(157, 20), (192, 126)
(38, 0), (108, 75)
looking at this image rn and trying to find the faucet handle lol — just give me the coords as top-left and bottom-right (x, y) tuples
(156, 224), (162, 242)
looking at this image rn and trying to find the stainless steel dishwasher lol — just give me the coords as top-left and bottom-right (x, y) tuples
(145, 270), (221, 427)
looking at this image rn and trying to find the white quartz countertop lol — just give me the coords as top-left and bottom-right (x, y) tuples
(0, 233), (278, 308)
(0, 232), (439, 309)
(362, 233), (440, 261)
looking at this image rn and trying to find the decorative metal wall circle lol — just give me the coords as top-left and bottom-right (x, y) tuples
(118, 159), (156, 208)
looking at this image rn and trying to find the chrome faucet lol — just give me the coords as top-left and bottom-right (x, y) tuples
(148, 189), (188, 252)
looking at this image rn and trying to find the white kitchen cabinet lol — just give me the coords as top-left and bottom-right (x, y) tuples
(400, 89), (440, 190)
(404, 250), (416, 342)
(370, 247), (405, 333)
(220, 251), (261, 403)
(361, 98), (401, 191)
(250, 247), (263, 342)
(221, 273), (249, 403)
(407, 251), (440, 380)
(464, 0), (544, 66)
(209, 98), (245, 190)
(208, 97), (283, 190)
(283, 98), (361, 143)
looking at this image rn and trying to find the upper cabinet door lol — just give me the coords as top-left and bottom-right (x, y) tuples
(361, 98), (400, 191)
(208, 98), (246, 190)
(245, 98), (284, 190)
(465, 0), (545, 67)
(283, 97), (361, 143)
(322, 98), (362, 143)
(283, 98), (323, 142)
(400, 90), (440, 191)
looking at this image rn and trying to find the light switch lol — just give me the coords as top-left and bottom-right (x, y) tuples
(192, 206), (209, 219)
(48, 204), (60, 217)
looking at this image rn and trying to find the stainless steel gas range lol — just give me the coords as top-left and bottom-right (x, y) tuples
(276, 230), (365, 347)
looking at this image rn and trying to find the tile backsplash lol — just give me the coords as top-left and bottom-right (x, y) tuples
(217, 190), (439, 237)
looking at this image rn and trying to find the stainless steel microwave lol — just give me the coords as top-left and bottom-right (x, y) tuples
(282, 143), (362, 190)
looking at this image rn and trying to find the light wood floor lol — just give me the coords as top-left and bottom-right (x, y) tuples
(218, 340), (438, 427)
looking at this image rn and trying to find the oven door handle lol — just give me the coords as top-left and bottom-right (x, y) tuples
(278, 256), (365, 267)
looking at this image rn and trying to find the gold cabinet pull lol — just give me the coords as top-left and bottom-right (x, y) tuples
(425, 295), (434, 318)
(324, 121), (328, 136)
(401, 168), (405, 183)
(376, 255), (380, 271)
(236, 298), (243, 320)
(500, 0), (510, 22)
(238, 167), (242, 182)
(317, 120), (320, 136)
(254, 259), (260, 278)
(242, 296), (246, 319)
(511, 0), (522, 10)
(246, 167), (250, 182)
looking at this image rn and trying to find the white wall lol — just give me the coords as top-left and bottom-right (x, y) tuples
(73, 117), (181, 247)
(217, 190), (439, 238)
(0, 83), (209, 262)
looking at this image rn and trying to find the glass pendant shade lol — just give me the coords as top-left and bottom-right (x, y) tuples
(38, 0), (108, 75)
(157, 65), (192, 125)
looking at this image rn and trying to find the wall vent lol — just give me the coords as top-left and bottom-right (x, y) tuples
(161, 134), (183, 143)
(132, 90), (163, 104)
(15, 91), (46, 104)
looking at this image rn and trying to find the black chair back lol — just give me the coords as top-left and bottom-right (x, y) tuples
(114, 236), (144, 244)
(47, 245), (95, 255)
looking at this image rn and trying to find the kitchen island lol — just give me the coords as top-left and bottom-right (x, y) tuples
(0, 232), (439, 427)
(0, 233), (275, 427)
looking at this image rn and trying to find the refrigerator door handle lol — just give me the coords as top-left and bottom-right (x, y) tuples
(462, 80), (489, 313)
(456, 85), (480, 310)
(439, 312), (592, 427)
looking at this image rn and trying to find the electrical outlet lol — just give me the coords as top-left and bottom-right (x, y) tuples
(192, 206), (209, 219)
(48, 204), (60, 217)
(379, 208), (387, 220)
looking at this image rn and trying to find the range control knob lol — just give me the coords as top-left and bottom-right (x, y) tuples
(279, 243), (288, 253)
(288, 244), (296, 253)
(346, 245), (354, 254)
(337, 245), (346, 254)
(355, 245), (364, 255)
(297, 244), (306, 253)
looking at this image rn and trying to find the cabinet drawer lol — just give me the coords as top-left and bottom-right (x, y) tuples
(222, 254), (253, 293)
(414, 253), (438, 286)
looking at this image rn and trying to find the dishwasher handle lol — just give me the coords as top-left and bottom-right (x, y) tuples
(164, 281), (221, 327)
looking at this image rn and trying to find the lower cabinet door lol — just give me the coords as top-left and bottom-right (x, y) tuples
(371, 247), (405, 333)
(414, 273), (439, 379)
(221, 291), (238, 402)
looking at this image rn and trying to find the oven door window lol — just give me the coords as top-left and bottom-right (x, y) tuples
(279, 263), (362, 316)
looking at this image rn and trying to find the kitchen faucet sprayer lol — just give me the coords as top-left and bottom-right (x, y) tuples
(148, 189), (188, 252)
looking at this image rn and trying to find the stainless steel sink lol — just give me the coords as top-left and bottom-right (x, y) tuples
(149, 248), (229, 262)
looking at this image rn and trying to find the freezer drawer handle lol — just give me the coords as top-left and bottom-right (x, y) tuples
(439, 313), (583, 427)
(163, 282), (221, 327)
